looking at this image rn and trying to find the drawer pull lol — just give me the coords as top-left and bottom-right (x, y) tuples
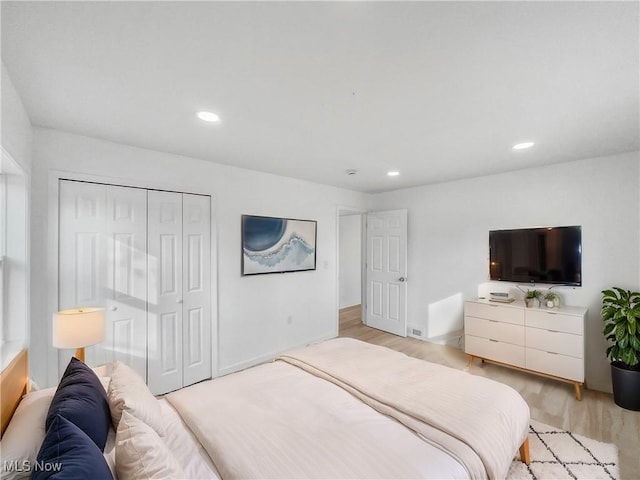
(489, 339), (499, 343)
(547, 329), (559, 333)
(547, 312), (557, 315)
(547, 351), (559, 355)
(489, 320), (499, 323)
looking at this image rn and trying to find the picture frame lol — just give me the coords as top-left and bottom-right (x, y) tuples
(241, 215), (317, 276)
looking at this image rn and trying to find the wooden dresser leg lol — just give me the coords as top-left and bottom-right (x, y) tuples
(519, 438), (531, 465)
(574, 383), (582, 401)
(468, 355), (474, 367)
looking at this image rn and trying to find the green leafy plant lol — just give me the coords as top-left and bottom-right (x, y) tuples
(525, 290), (541, 300)
(602, 287), (640, 368)
(543, 291), (559, 302)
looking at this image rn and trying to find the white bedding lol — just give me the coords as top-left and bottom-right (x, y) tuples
(157, 398), (220, 479)
(280, 338), (530, 479)
(168, 359), (470, 479)
(167, 338), (530, 480)
(103, 427), (116, 477)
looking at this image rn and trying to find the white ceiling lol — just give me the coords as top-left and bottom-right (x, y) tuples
(2, 1), (638, 193)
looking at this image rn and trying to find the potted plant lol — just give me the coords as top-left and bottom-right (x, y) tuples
(543, 291), (559, 308)
(602, 287), (640, 411)
(524, 290), (541, 308)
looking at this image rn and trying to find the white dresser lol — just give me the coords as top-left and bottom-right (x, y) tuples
(464, 299), (587, 399)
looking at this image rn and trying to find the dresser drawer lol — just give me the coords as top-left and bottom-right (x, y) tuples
(465, 302), (524, 326)
(465, 335), (525, 368)
(465, 316), (524, 346)
(525, 348), (584, 381)
(526, 327), (583, 358)
(525, 310), (583, 335)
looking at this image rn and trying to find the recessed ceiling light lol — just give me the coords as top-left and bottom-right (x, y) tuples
(197, 111), (220, 122)
(513, 142), (535, 150)
(387, 171), (400, 177)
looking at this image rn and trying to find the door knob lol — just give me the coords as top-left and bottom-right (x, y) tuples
(398, 277), (406, 282)
(110, 306), (118, 311)
(177, 299), (183, 304)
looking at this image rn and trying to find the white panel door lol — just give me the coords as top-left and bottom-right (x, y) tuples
(365, 209), (408, 337)
(59, 181), (148, 375)
(182, 194), (211, 387)
(59, 180), (106, 373)
(147, 190), (183, 395)
(100, 185), (148, 377)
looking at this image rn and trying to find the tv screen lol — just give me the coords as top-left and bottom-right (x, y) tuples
(489, 226), (582, 286)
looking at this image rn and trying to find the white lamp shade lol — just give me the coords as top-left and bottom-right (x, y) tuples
(53, 307), (105, 349)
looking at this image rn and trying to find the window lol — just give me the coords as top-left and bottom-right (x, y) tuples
(0, 149), (28, 369)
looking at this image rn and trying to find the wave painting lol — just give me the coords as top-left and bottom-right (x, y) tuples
(242, 215), (317, 275)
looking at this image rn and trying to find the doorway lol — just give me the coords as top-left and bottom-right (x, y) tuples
(337, 208), (364, 334)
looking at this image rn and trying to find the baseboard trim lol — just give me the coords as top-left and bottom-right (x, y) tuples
(339, 304), (361, 313)
(217, 332), (336, 377)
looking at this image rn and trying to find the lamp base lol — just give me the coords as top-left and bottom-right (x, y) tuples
(74, 347), (85, 363)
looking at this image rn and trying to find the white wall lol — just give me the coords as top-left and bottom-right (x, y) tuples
(370, 151), (640, 392)
(1, 63), (32, 173)
(30, 128), (367, 387)
(339, 214), (362, 309)
(1, 63), (31, 355)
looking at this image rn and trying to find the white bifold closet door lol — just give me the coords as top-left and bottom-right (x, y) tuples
(59, 181), (148, 378)
(59, 180), (211, 394)
(147, 191), (211, 395)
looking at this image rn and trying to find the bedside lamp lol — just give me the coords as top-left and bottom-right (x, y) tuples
(53, 307), (105, 363)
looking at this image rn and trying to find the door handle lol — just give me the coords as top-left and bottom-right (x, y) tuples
(398, 277), (406, 282)
(177, 299), (183, 304)
(109, 306), (118, 311)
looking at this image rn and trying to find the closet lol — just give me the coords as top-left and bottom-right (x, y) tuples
(58, 180), (211, 395)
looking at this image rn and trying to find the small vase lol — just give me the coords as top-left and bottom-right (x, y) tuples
(546, 300), (555, 308)
(525, 299), (534, 308)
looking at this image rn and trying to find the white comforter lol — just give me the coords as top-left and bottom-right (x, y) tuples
(279, 338), (530, 479)
(167, 338), (529, 479)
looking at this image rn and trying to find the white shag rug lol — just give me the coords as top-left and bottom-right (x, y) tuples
(508, 420), (619, 480)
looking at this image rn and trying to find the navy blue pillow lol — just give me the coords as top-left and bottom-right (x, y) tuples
(45, 357), (110, 451)
(31, 415), (112, 480)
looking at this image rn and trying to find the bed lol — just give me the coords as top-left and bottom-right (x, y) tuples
(0, 338), (531, 479)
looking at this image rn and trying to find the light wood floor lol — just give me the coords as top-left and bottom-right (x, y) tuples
(339, 305), (640, 480)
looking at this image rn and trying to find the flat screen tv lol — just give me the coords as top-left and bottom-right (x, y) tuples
(489, 226), (582, 286)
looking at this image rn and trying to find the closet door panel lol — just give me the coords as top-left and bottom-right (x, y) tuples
(148, 191), (183, 395)
(58, 181), (107, 373)
(182, 194), (211, 387)
(102, 185), (148, 377)
(59, 181), (106, 309)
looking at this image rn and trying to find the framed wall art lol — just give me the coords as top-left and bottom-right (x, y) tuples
(241, 215), (317, 276)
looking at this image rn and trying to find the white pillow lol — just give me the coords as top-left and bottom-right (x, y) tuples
(0, 387), (56, 480)
(107, 361), (166, 436)
(115, 411), (185, 479)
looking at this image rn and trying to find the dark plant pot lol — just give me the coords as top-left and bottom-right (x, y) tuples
(611, 362), (640, 411)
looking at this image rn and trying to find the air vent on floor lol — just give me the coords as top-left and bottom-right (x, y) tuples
(410, 328), (423, 338)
